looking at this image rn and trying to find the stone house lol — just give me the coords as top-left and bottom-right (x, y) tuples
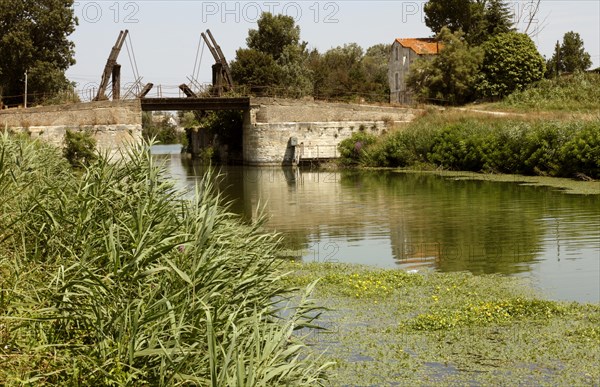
(389, 38), (441, 104)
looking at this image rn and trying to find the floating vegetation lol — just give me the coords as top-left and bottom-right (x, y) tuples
(282, 261), (600, 385)
(410, 298), (566, 330)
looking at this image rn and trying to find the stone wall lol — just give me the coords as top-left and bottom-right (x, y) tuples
(250, 97), (417, 123)
(0, 100), (143, 157)
(243, 98), (421, 165)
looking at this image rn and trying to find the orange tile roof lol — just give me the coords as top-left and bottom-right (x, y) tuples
(395, 38), (441, 55)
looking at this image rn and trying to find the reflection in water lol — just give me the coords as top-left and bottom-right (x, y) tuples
(152, 146), (600, 303)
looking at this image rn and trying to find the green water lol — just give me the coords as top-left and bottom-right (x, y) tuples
(153, 145), (600, 303)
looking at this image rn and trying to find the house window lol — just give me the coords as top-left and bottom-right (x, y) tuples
(395, 46), (399, 61)
(395, 72), (399, 90)
(403, 55), (407, 66)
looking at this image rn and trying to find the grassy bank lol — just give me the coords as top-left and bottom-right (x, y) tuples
(0, 133), (330, 385)
(283, 262), (600, 386)
(486, 72), (600, 113)
(340, 111), (599, 180)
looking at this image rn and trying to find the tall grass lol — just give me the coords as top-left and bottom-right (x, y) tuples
(498, 72), (600, 112)
(0, 132), (331, 385)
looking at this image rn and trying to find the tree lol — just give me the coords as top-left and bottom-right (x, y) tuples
(477, 31), (545, 98)
(546, 31), (592, 77)
(310, 43), (364, 100)
(516, 0), (546, 38)
(361, 44), (391, 102)
(231, 12), (312, 96)
(559, 31), (592, 73)
(407, 28), (483, 105)
(309, 43), (389, 102)
(546, 41), (562, 78)
(230, 49), (282, 94)
(0, 0), (77, 106)
(247, 12), (300, 61)
(482, 0), (514, 37)
(424, 0), (476, 36)
(424, 0), (513, 45)
(277, 44), (314, 97)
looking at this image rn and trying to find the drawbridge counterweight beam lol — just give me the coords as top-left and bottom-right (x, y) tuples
(94, 30), (129, 101)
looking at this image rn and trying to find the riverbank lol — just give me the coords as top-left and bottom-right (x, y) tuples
(282, 261), (600, 386)
(338, 74), (600, 180)
(338, 110), (599, 181)
(474, 73), (600, 114)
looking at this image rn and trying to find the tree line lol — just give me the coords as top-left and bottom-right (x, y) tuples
(229, 3), (594, 105)
(229, 12), (389, 102)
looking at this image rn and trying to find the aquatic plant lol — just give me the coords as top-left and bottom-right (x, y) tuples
(282, 262), (600, 386)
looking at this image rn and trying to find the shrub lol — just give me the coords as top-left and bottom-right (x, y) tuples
(519, 123), (568, 176)
(337, 131), (377, 165)
(427, 123), (487, 171)
(142, 112), (184, 144)
(63, 129), (97, 167)
(559, 122), (600, 178)
(352, 113), (600, 179)
(362, 128), (430, 168)
(478, 32), (545, 99)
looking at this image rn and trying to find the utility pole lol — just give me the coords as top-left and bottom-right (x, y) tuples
(24, 71), (28, 108)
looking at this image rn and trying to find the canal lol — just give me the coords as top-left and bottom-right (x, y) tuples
(153, 145), (600, 303)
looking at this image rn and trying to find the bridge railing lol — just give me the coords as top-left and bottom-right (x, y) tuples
(297, 144), (338, 162)
(75, 81), (216, 102)
(2, 81), (392, 108)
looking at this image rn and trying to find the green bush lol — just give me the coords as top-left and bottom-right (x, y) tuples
(63, 129), (97, 167)
(479, 123), (528, 173)
(427, 123), (487, 171)
(519, 123), (567, 175)
(363, 133), (417, 167)
(560, 122), (600, 178)
(342, 114), (600, 179)
(337, 131), (377, 165)
(478, 32), (546, 99)
(142, 112), (184, 145)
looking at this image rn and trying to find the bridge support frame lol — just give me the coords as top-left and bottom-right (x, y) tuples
(112, 64), (121, 100)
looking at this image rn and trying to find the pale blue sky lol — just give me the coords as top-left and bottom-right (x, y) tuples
(66, 1), (600, 98)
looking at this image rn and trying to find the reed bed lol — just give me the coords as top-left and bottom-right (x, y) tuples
(0, 132), (331, 385)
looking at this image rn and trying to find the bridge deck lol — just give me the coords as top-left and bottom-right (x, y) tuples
(140, 97), (250, 111)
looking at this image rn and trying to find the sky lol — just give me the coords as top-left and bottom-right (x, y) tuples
(65, 0), (600, 100)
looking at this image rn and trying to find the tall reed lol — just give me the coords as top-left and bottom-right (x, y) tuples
(0, 133), (331, 385)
